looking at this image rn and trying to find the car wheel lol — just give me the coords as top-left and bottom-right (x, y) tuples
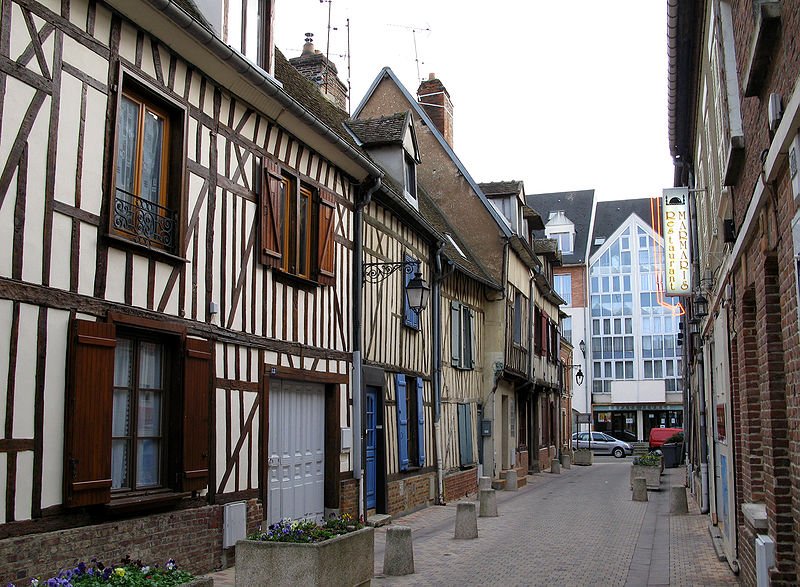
(613, 447), (625, 458)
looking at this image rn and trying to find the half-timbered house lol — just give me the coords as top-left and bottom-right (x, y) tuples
(0, 0), (384, 581)
(353, 71), (552, 488)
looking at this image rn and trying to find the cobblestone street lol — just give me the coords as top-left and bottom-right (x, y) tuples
(209, 458), (739, 586)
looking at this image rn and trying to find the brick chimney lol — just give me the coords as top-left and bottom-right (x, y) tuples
(417, 73), (454, 146)
(289, 33), (348, 111)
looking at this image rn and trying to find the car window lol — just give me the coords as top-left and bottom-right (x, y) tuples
(602, 434), (615, 441)
(592, 432), (605, 441)
(578, 433), (588, 441)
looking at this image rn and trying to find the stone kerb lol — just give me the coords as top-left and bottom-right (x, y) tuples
(670, 485), (689, 513)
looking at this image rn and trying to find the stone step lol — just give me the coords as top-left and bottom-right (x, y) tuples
(367, 513), (392, 527)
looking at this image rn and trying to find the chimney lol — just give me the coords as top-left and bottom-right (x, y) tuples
(288, 33), (349, 111)
(417, 73), (454, 146)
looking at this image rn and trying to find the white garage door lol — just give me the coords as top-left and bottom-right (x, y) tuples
(267, 380), (325, 525)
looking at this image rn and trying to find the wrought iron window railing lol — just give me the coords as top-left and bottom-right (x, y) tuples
(113, 188), (177, 251)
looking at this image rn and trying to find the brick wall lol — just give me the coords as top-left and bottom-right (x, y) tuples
(339, 478), (359, 519)
(0, 500), (262, 586)
(387, 472), (435, 516)
(554, 266), (586, 308)
(443, 468), (478, 502)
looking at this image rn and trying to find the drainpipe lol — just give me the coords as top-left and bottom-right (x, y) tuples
(688, 172), (709, 514)
(432, 241), (449, 504)
(353, 176), (381, 520)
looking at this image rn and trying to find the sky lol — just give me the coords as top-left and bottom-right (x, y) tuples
(273, 0), (674, 202)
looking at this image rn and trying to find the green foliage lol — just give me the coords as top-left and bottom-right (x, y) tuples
(249, 513), (364, 544)
(634, 453), (662, 467)
(665, 432), (684, 444)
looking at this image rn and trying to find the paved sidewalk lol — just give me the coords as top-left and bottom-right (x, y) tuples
(206, 459), (739, 586)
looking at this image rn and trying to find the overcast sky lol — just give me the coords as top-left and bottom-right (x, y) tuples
(274, 0), (674, 201)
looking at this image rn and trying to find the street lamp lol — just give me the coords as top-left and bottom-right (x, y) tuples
(693, 293), (708, 318)
(362, 259), (430, 314)
(579, 339), (586, 357)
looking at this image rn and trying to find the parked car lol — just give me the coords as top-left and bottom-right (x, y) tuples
(571, 432), (633, 458)
(648, 427), (684, 450)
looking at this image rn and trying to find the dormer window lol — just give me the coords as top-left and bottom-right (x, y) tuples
(551, 232), (573, 254)
(404, 152), (417, 200)
(545, 210), (575, 255)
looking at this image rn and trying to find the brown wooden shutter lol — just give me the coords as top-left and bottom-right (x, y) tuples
(260, 158), (283, 267)
(541, 312), (549, 357)
(65, 319), (115, 507)
(317, 188), (336, 286)
(182, 337), (212, 492)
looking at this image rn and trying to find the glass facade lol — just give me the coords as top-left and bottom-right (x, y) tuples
(589, 224), (681, 394)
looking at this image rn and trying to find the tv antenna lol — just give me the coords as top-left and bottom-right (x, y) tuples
(387, 24), (431, 82)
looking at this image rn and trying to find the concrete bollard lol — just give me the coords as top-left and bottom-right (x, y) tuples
(551, 458), (561, 474)
(454, 502), (478, 539)
(479, 489), (498, 517)
(478, 476), (493, 491)
(504, 470), (518, 491)
(632, 477), (648, 502)
(670, 485), (689, 514)
(383, 526), (415, 576)
(560, 453), (571, 469)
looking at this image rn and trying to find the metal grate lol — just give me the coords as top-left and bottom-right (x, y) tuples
(113, 188), (177, 250)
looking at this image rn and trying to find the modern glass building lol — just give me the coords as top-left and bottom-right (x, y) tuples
(587, 200), (683, 442)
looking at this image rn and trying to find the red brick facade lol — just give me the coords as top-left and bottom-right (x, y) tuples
(554, 265), (587, 309)
(443, 468), (479, 502)
(0, 500), (263, 586)
(387, 472), (436, 516)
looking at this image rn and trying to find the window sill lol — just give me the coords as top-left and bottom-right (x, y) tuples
(105, 490), (189, 515)
(105, 233), (189, 265)
(272, 269), (322, 291)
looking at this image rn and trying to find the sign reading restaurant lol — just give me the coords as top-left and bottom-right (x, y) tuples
(662, 187), (692, 295)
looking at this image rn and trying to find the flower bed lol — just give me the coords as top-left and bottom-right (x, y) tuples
(8, 557), (205, 587)
(630, 453), (662, 490)
(235, 515), (373, 587)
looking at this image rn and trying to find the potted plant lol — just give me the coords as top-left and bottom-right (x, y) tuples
(630, 452), (662, 490)
(661, 432), (684, 468)
(235, 514), (374, 587)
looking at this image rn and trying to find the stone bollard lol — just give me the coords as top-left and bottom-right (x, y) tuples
(454, 502), (478, 539)
(479, 489), (498, 517)
(670, 485), (689, 514)
(551, 458), (561, 474)
(632, 477), (648, 502)
(560, 453), (571, 469)
(383, 526), (415, 576)
(478, 476), (493, 491)
(504, 470), (518, 491)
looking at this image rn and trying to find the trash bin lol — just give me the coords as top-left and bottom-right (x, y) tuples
(661, 443), (683, 468)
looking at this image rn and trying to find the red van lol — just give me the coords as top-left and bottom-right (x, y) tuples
(649, 427), (683, 450)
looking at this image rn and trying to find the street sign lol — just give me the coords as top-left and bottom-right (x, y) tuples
(577, 414), (591, 424)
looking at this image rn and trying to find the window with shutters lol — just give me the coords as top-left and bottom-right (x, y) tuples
(512, 291), (525, 346)
(261, 159), (336, 285)
(396, 374), (425, 470)
(450, 301), (475, 370)
(457, 403), (474, 467)
(110, 68), (185, 254)
(65, 319), (210, 508)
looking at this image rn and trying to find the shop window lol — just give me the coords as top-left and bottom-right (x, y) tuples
(261, 159), (336, 285)
(110, 71), (185, 253)
(65, 319), (210, 507)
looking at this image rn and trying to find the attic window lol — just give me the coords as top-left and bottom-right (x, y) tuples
(445, 233), (466, 258)
(594, 237), (606, 246)
(404, 153), (417, 200)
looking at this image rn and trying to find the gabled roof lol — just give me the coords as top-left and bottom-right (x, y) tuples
(353, 67), (512, 238)
(479, 180), (523, 197)
(346, 112), (409, 147)
(589, 198), (656, 258)
(527, 189), (595, 265)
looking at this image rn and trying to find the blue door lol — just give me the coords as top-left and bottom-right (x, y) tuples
(365, 389), (377, 509)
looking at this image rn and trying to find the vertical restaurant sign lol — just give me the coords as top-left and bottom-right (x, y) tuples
(662, 187), (692, 295)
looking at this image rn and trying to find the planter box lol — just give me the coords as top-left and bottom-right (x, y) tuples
(235, 527), (374, 587)
(630, 464), (661, 490)
(573, 449), (593, 466)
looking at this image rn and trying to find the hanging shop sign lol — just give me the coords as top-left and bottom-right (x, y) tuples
(662, 187), (693, 295)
